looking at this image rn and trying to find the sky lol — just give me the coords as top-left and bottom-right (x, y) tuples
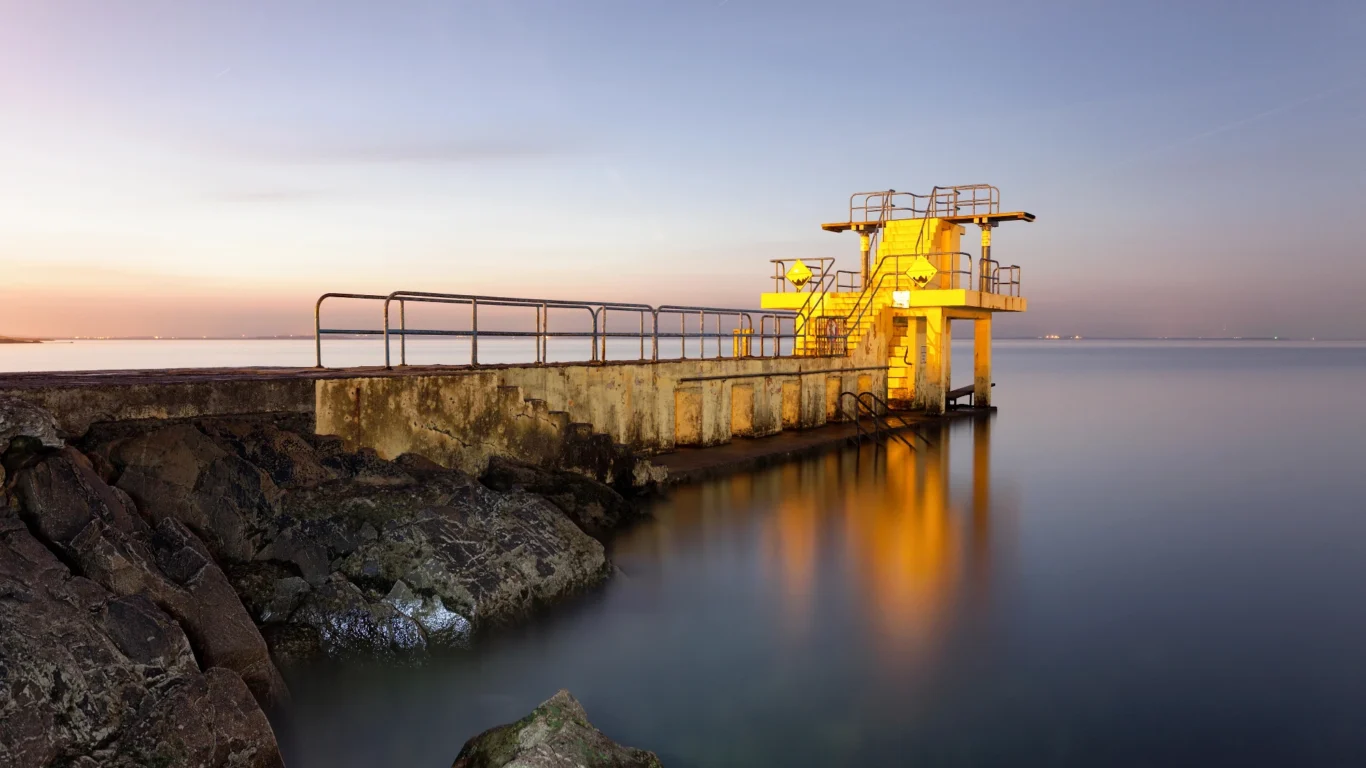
(2, 0), (1364, 339)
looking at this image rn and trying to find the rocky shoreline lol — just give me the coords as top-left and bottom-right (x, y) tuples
(0, 396), (659, 766)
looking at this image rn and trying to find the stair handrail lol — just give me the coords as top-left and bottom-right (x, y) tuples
(855, 391), (934, 447)
(792, 198), (892, 348)
(838, 391), (917, 450)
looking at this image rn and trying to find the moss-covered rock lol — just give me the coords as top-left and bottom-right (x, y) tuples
(452, 690), (662, 768)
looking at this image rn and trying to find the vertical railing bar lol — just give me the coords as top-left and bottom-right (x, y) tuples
(591, 308), (600, 362)
(400, 299), (407, 366)
(471, 297), (478, 366)
(383, 297), (393, 370)
(314, 296), (324, 368)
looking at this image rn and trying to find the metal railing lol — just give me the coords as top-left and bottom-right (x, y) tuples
(769, 257), (835, 293)
(839, 391), (917, 450)
(791, 249), (1024, 357)
(980, 258), (1021, 297)
(314, 291), (801, 369)
(845, 185), (1000, 224)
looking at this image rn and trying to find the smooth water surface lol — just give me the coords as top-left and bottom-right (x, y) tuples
(260, 341), (1366, 766)
(10, 339), (1365, 764)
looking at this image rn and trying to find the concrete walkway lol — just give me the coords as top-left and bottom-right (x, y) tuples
(651, 407), (988, 484)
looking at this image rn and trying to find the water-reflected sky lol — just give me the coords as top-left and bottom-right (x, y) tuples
(276, 341), (1366, 766)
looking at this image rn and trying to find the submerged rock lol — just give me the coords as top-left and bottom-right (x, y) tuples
(452, 690), (662, 768)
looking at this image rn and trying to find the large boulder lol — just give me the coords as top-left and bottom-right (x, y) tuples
(0, 507), (282, 768)
(452, 690), (662, 768)
(14, 446), (288, 708)
(198, 418), (339, 490)
(260, 470), (609, 655)
(481, 456), (642, 540)
(80, 416), (617, 663)
(102, 423), (281, 562)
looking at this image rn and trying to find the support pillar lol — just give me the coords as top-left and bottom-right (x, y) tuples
(974, 315), (992, 407)
(913, 309), (950, 414)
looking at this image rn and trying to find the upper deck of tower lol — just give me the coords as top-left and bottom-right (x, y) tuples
(762, 184), (1035, 316)
(819, 185), (1034, 233)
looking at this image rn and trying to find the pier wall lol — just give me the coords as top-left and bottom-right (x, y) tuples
(315, 355), (886, 482)
(0, 325), (893, 487)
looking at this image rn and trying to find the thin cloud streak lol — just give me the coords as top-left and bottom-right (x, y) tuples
(223, 135), (586, 166)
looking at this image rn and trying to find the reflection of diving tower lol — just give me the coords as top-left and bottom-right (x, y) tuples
(761, 185), (1034, 414)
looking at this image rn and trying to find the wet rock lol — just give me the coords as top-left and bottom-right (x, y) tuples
(290, 572), (427, 657)
(14, 446), (288, 708)
(0, 509), (282, 768)
(383, 579), (472, 647)
(481, 456), (642, 540)
(452, 690), (662, 768)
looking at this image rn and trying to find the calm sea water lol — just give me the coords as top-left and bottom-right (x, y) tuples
(8, 340), (1366, 765)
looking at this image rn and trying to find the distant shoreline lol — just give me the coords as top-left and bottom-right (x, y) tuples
(0, 337), (43, 344)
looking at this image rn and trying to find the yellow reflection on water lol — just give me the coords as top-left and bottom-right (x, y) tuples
(758, 420), (1001, 664)
(619, 418), (1005, 670)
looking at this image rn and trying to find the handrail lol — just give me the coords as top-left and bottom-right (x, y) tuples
(855, 391), (933, 447)
(769, 257), (836, 293)
(315, 290), (799, 369)
(315, 292), (391, 367)
(846, 185), (1000, 224)
(839, 391), (916, 450)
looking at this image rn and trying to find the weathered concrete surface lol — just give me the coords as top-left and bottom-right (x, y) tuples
(0, 369), (318, 436)
(0, 348), (901, 489)
(316, 356), (888, 482)
(452, 690), (662, 768)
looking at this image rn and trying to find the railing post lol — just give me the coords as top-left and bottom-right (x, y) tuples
(399, 299), (407, 366)
(383, 297), (393, 370)
(591, 308), (600, 362)
(651, 309), (660, 361)
(541, 303), (549, 363)
(471, 297), (478, 366)
(314, 295), (325, 368)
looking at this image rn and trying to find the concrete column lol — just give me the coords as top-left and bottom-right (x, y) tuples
(913, 309), (950, 414)
(974, 315), (992, 407)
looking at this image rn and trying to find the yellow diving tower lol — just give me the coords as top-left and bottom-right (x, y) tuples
(761, 185), (1034, 414)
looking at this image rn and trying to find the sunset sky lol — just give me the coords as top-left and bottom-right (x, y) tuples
(2, 0), (1364, 339)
